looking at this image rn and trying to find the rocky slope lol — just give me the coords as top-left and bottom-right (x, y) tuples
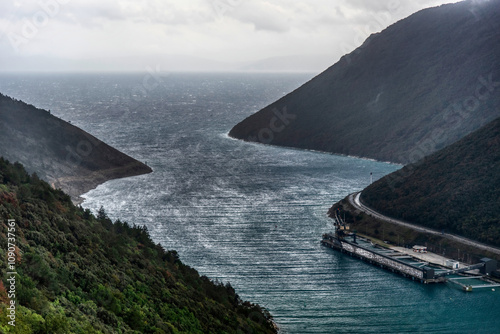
(230, 0), (500, 164)
(0, 93), (152, 201)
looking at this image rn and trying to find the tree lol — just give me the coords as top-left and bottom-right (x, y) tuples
(97, 206), (108, 221)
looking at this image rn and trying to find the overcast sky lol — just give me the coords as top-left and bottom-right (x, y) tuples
(0, 0), (457, 72)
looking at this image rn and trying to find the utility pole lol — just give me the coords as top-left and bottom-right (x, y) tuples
(370, 172), (373, 184)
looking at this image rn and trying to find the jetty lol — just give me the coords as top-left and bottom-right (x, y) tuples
(321, 211), (498, 290)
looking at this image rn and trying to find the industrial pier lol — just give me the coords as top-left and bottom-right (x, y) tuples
(321, 212), (498, 289)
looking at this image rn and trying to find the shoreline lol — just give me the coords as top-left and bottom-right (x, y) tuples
(51, 162), (153, 205)
(225, 131), (401, 166)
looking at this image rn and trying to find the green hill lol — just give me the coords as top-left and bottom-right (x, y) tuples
(0, 93), (152, 202)
(0, 158), (276, 333)
(360, 117), (500, 247)
(229, 0), (500, 164)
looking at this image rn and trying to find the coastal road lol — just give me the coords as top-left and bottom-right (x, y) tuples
(348, 192), (500, 256)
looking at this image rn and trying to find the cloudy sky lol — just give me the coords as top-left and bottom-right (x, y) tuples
(0, 0), (457, 72)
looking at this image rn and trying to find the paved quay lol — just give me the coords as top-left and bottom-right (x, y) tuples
(390, 246), (466, 269)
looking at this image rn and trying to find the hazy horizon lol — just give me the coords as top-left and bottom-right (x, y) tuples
(1, 0), (457, 73)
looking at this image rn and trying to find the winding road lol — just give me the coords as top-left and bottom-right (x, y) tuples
(348, 192), (500, 256)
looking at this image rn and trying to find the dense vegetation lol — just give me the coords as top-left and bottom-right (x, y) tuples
(230, 0), (500, 164)
(361, 117), (500, 247)
(0, 93), (151, 201)
(0, 158), (276, 333)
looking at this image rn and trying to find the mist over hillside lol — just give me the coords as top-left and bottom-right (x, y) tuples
(0, 93), (152, 200)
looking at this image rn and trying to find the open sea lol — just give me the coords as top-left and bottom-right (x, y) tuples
(1, 72), (499, 333)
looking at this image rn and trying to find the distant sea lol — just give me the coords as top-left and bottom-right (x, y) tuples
(1, 72), (499, 333)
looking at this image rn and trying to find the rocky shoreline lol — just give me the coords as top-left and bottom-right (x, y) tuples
(52, 161), (152, 205)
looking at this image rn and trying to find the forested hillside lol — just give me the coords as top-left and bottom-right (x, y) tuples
(230, 0), (500, 164)
(361, 117), (500, 247)
(0, 158), (276, 333)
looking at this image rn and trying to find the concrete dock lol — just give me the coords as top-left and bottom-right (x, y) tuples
(323, 211), (498, 290)
(390, 246), (466, 269)
(322, 231), (497, 288)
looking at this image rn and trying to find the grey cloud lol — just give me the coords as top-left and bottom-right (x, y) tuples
(0, 0), (457, 72)
(1, 1), (212, 30)
(226, 2), (292, 33)
(0, 3), (43, 21)
(251, 16), (290, 32)
(346, 0), (397, 13)
(144, 8), (213, 26)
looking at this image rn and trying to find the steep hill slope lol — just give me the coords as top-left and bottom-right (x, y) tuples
(0, 158), (276, 333)
(229, 0), (500, 164)
(0, 93), (152, 201)
(360, 116), (500, 247)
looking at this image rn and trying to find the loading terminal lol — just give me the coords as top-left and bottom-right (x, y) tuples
(321, 211), (499, 290)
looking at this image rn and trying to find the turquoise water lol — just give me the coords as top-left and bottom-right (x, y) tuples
(1, 73), (499, 333)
